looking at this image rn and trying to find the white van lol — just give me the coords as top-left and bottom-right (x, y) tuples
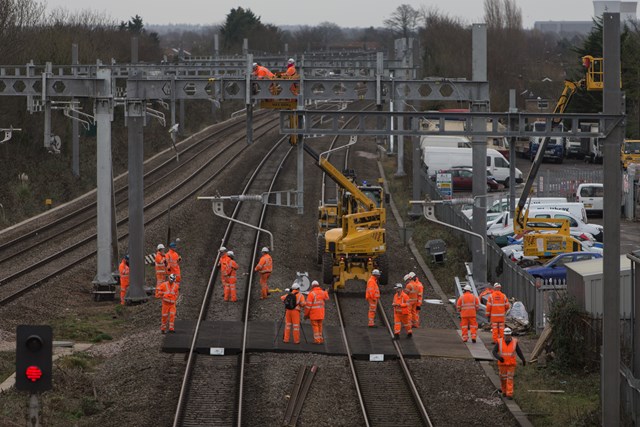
(576, 183), (603, 215)
(487, 208), (603, 242)
(528, 202), (588, 224)
(420, 134), (471, 148)
(462, 197), (568, 219)
(422, 146), (523, 186)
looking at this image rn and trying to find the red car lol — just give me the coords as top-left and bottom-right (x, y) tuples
(434, 167), (501, 192)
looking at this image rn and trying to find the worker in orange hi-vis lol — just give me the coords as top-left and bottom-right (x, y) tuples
(409, 272), (424, 328)
(155, 273), (180, 334)
(224, 251), (239, 302)
(154, 244), (167, 290)
(492, 328), (526, 400)
(392, 283), (412, 339)
(456, 284), (480, 343)
(486, 282), (511, 344)
(404, 273), (419, 330)
(281, 283), (306, 344)
(165, 241), (182, 283)
(305, 280), (329, 344)
(218, 246), (230, 290)
(365, 269), (381, 327)
(284, 58), (299, 96)
(254, 247), (273, 300)
(252, 62), (274, 79)
(118, 254), (130, 306)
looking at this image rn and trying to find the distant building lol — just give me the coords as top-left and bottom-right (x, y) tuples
(534, 1), (637, 35)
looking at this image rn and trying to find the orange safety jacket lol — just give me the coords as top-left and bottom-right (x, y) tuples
(165, 249), (181, 276)
(281, 289), (306, 311)
(405, 281), (419, 304)
(119, 260), (130, 287)
(254, 65), (274, 79)
(497, 338), (518, 366)
(255, 254), (273, 274)
(155, 251), (166, 274)
(487, 290), (510, 321)
(413, 278), (424, 307)
(226, 259), (239, 284)
(365, 276), (380, 301)
(285, 64), (297, 77)
(305, 287), (329, 320)
(156, 280), (180, 304)
(393, 291), (410, 315)
(219, 253), (230, 277)
(456, 292), (480, 318)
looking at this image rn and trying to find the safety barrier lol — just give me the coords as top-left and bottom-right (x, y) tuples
(535, 168), (603, 199)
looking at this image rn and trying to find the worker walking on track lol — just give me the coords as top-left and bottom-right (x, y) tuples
(492, 327), (526, 399)
(456, 284), (480, 343)
(165, 241), (182, 283)
(154, 244), (167, 290)
(224, 251), (239, 302)
(365, 269), (381, 327)
(305, 280), (329, 344)
(255, 247), (273, 300)
(404, 273), (419, 330)
(155, 273), (180, 333)
(218, 246), (230, 290)
(118, 254), (130, 306)
(392, 283), (412, 339)
(486, 282), (511, 344)
(409, 272), (424, 328)
(281, 283), (306, 344)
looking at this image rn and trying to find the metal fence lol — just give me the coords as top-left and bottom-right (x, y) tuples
(535, 167), (603, 199)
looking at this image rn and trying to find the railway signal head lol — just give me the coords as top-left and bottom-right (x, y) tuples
(15, 325), (53, 393)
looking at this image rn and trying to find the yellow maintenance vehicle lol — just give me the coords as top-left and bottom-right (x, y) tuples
(621, 139), (640, 169)
(514, 56), (604, 262)
(301, 142), (388, 289)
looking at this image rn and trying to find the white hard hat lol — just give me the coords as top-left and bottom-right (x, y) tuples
(372, 269), (381, 276)
(227, 251), (235, 257)
(288, 58), (295, 64)
(403, 274), (411, 282)
(261, 247), (269, 253)
(463, 284), (472, 291)
(394, 283), (403, 289)
(285, 288), (290, 293)
(504, 327), (512, 336)
(409, 272), (416, 279)
(219, 246), (227, 252)
(252, 62), (258, 68)
(157, 243), (165, 250)
(291, 283), (300, 290)
(168, 274), (176, 282)
(311, 280), (319, 286)
(494, 282), (502, 288)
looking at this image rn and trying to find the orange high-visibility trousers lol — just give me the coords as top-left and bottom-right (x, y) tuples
(120, 285), (128, 305)
(259, 272), (271, 299)
(413, 306), (421, 328)
(499, 364), (516, 397)
(283, 309), (301, 343)
(311, 319), (324, 343)
(224, 283), (237, 302)
(161, 302), (176, 332)
(367, 299), (378, 326)
(460, 316), (478, 341)
(409, 303), (418, 328)
(393, 312), (412, 335)
(492, 320), (506, 343)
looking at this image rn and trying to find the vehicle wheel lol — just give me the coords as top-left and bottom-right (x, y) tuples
(377, 253), (389, 286)
(316, 234), (325, 264)
(322, 253), (334, 285)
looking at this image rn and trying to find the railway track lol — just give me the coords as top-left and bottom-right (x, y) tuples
(0, 111), (282, 306)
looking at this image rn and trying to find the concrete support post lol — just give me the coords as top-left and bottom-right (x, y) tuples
(72, 43), (80, 177)
(602, 12), (622, 427)
(93, 69), (115, 288)
(246, 54), (253, 145)
(43, 63), (52, 150)
(509, 89), (517, 217)
(471, 23), (488, 284)
(297, 138), (304, 215)
(213, 34), (219, 59)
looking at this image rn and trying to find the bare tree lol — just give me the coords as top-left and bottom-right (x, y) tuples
(484, 0), (522, 30)
(384, 4), (422, 40)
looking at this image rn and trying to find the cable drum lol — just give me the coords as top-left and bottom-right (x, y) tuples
(292, 272), (311, 293)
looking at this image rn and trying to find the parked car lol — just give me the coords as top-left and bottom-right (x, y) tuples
(524, 252), (603, 280)
(431, 167), (501, 192)
(575, 183), (604, 216)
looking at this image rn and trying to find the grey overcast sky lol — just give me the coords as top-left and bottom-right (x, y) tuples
(42, 0), (600, 29)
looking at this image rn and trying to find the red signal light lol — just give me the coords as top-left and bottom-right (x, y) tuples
(25, 366), (42, 382)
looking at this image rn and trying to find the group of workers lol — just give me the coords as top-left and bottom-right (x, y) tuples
(457, 282), (526, 399)
(279, 280), (330, 344)
(251, 58), (297, 79)
(215, 246), (272, 302)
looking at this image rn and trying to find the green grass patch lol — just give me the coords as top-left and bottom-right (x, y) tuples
(57, 353), (101, 371)
(515, 365), (600, 426)
(49, 307), (126, 343)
